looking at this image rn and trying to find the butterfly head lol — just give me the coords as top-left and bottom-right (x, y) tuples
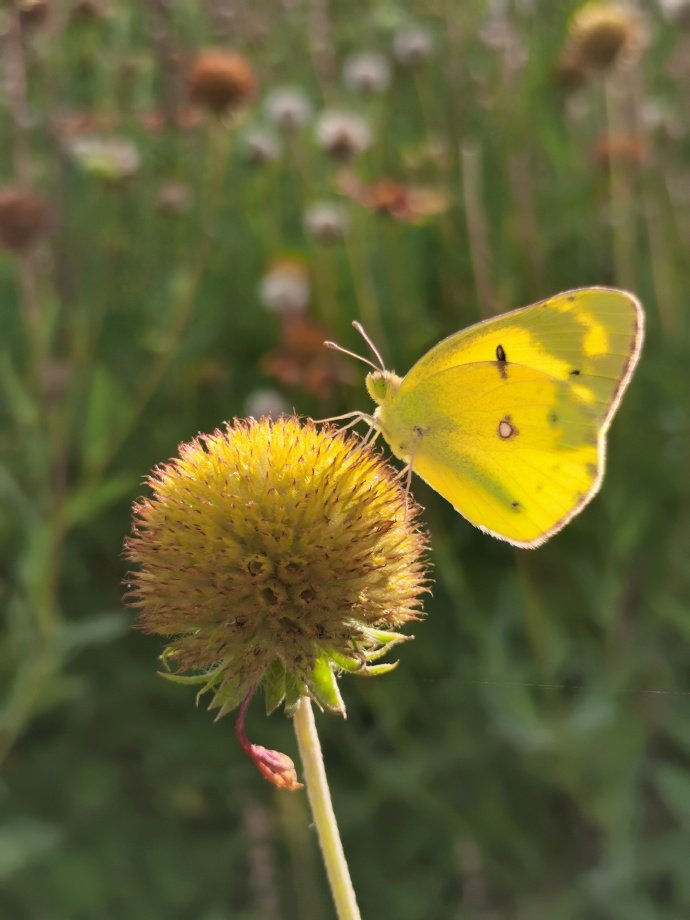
(365, 369), (403, 407)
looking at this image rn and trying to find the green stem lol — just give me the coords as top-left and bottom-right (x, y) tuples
(292, 697), (361, 920)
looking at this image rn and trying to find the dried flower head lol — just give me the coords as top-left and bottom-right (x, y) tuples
(66, 136), (140, 183)
(261, 316), (354, 398)
(337, 172), (450, 225)
(18, 0), (51, 27)
(659, 0), (690, 26)
(264, 87), (313, 131)
(125, 418), (428, 725)
(245, 389), (290, 420)
(241, 127), (282, 165)
(393, 25), (434, 67)
(304, 201), (348, 243)
(343, 52), (391, 95)
(187, 50), (258, 114)
(568, 2), (647, 71)
(0, 187), (54, 253)
(315, 110), (371, 161)
(156, 182), (192, 215)
(592, 132), (646, 168)
(258, 258), (310, 314)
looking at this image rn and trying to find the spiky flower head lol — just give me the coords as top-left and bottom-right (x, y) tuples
(187, 50), (258, 114)
(568, 2), (647, 71)
(124, 418), (428, 726)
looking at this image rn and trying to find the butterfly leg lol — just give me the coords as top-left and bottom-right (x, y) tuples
(311, 410), (374, 429)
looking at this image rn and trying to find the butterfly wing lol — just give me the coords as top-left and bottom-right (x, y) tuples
(398, 287), (643, 429)
(377, 288), (643, 547)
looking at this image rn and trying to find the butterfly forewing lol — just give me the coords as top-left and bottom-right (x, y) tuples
(398, 288), (643, 428)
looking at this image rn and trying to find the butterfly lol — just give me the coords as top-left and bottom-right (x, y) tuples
(326, 287), (644, 548)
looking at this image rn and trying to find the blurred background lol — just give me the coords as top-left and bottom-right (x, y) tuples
(1, 0), (689, 917)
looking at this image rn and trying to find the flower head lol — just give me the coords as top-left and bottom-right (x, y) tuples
(187, 50), (258, 114)
(258, 258), (310, 314)
(343, 52), (391, 95)
(66, 136), (140, 183)
(0, 187), (54, 253)
(315, 110), (371, 161)
(393, 25), (434, 67)
(304, 201), (348, 243)
(124, 418), (429, 726)
(567, 2), (647, 71)
(337, 172), (450, 225)
(241, 127), (282, 165)
(261, 316), (354, 398)
(264, 87), (313, 131)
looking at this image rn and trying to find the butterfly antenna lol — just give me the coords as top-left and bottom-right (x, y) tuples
(352, 321), (385, 370)
(323, 339), (379, 372)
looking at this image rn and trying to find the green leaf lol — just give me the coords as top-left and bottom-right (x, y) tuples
(58, 612), (127, 659)
(64, 474), (137, 527)
(0, 352), (39, 429)
(307, 658), (345, 716)
(263, 659), (287, 715)
(654, 762), (690, 823)
(0, 818), (62, 882)
(357, 660), (400, 677)
(284, 672), (306, 716)
(81, 366), (131, 474)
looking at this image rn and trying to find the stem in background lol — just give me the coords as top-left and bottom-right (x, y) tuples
(506, 150), (547, 296)
(604, 71), (636, 290)
(460, 143), (496, 317)
(293, 697), (362, 920)
(344, 206), (385, 346)
(86, 121), (232, 480)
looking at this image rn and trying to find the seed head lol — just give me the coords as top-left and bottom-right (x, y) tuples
(258, 258), (310, 314)
(393, 25), (434, 67)
(0, 187), (54, 253)
(343, 52), (391, 95)
(187, 50), (258, 114)
(264, 87), (313, 131)
(124, 418), (429, 721)
(304, 201), (348, 243)
(315, 110), (371, 161)
(568, 3), (647, 71)
(241, 127), (282, 165)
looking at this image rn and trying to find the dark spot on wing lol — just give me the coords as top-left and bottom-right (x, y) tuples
(567, 295), (575, 302)
(570, 369), (581, 376)
(495, 344), (508, 379)
(586, 463), (598, 477)
(511, 501), (521, 511)
(548, 411), (559, 425)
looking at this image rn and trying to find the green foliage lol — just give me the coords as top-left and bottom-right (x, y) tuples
(1, 0), (689, 917)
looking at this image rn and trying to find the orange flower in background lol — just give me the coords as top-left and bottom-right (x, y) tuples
(593, 133), (646, 168)
(336, 171), (450, 224)
(262, 315), (355, 399)
(187, 50), (258, 114)
(52, 110), (121, 138)
(139, 108), (202, 134)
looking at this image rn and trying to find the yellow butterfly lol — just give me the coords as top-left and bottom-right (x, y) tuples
(327, 287), (644, 549)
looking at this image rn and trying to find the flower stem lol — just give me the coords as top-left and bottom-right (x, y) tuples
(292, 697), (361, 920)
